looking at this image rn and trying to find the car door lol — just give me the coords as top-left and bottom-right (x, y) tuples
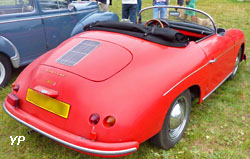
(0, 0), (47, 65)
(198, 33), (235, 96)
(38, 0), (81, 50)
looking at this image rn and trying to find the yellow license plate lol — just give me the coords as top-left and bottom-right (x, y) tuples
(26, 88), (70, 118)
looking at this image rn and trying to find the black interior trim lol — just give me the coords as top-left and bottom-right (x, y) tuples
(169, 21), (214, 35)
(84, 21), (189, 47)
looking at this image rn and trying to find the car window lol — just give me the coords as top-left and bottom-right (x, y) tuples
(0, 0), (34, 15)
(38, 0), (69, 11)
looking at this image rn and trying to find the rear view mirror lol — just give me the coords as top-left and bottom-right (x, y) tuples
(169, 11), (180, 17)
(217, 28), (226, 36)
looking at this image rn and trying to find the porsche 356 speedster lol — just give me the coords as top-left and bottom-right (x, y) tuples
(3, 6), (246, 157)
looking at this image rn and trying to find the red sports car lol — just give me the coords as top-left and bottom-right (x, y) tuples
(3, 6), (246, 157)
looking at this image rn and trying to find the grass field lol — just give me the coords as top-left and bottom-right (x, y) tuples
(0, 0), (249, 158)
(0, 0), (15, 5)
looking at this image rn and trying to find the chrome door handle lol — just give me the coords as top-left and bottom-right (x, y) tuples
(209, 58), (217, 63)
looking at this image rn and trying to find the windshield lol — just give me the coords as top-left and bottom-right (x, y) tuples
(138, 6), (216, 32)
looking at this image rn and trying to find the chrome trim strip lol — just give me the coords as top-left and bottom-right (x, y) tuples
(0, 16), (41, 24)
(163, 63), (209, 96)
(209, 58), (217, 63)
(162, 39), (244, 97)
(209, 39), (244, 64)
(40, 8), (97, 19)
(0, 9), (97, 24)
(0, 9), (36, 17)
(216, 45), (235, 60)
(235, 39), (245, 48)
(195, 33), (215, 43)
(202, 71), (232, 100)
(3, 103), (137, 156)
(1, 36), (20, 68)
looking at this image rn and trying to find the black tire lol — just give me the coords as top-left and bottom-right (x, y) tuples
(228, 47), (242, 80)
(150, 90), (191, 150)
(0, 54), (12, 88)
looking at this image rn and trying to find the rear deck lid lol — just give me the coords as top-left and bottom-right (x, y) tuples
(42, 38), (133, 81)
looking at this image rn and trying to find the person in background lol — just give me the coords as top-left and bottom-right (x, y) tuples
(153, 0), (169, 19)
(137, 0), (142, 15)
(177, 0), (184, 17)
(96, 0), (112, 12)
(184, 0), (197, 22)
(122, 0), (138, 24)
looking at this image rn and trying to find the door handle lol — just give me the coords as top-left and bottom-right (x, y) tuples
(209, 58), (217, 63)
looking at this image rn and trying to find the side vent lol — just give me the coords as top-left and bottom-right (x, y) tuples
(56, 40), (100, 66)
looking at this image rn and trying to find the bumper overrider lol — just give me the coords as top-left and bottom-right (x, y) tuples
(3, 101), (139, 157)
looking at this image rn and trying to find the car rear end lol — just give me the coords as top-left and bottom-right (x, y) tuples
(3, 36), (139, 157)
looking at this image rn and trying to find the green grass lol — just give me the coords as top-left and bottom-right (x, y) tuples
(0, 0), (16, 6)
(1, 0), (250, 158)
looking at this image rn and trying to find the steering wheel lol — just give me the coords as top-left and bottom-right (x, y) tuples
(144, 19), (164, 28)
(160, 19), (171, 28)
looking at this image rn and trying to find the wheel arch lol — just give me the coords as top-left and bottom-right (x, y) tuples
(150, 87), (192, 149)
(71, 11), (119, 36)
(240, 43), (245, 61)
(188, 85), (201, 102)
(166, 83), (202, 105)
(0, 36), (20, 68)
(160, 84), (200, 127)
(0, 51), (12, 65)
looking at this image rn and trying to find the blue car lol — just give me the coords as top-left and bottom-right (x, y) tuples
(0, 0), (118, 87)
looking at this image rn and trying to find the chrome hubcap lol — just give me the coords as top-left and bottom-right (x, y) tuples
(170, 103), (184, 129)
(0, 62), (6, 85)
(169, 96), (189, 139)
(232, 55), (240, 75)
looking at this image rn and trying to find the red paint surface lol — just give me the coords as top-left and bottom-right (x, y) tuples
(4, 28), (246, 157)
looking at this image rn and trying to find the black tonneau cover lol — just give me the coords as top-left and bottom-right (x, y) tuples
(84, 21), (189, 47)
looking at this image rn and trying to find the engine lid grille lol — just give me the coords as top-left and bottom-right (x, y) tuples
(56, 40), (100, 66)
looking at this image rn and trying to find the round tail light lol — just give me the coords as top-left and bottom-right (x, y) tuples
(12, 84), (20, 92)
(103, 116), (116, 127)
(89, 113), (100, 125)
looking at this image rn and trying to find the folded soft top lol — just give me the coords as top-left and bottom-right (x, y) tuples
(84, 21), (189, 47)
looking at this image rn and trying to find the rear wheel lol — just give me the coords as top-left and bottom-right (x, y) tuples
(228, 47), (242, 80)
(150, 90), (191, 149)
(0, 54), (12, 88)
